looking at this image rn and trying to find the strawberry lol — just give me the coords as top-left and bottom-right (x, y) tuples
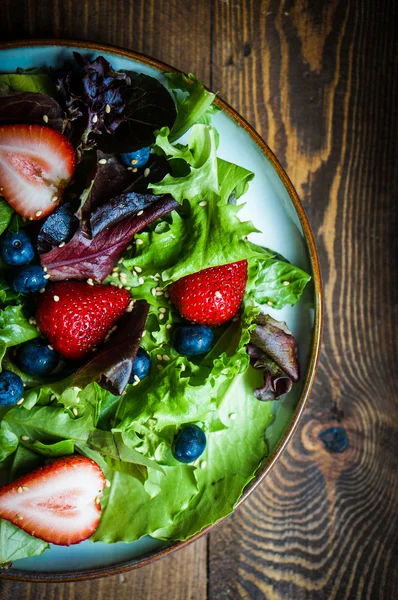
(169, 260), (248, 326)
(0, 455), (105, 546)
(0, 124), (75, 220)
(36, 281), (131, 360)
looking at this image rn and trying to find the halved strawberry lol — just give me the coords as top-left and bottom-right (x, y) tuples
(0, 124), (75, 220)
(36, 281), (131, 360)
(0, 455), (105, 546)
(169, 260), (248, 326)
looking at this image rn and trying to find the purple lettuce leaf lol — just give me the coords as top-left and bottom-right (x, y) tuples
(57, 53), (130, 147)
(249, 314), (299, 382)
(0, 92), (64, 131)
(97, 71), (177, 153)
(79, 152), (171, 223)
(39, 195), (179, 282)
(73, 300), (149, 396)
(247, 344), (293, 401)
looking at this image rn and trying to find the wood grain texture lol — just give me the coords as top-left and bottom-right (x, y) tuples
(0, 0), (397, 598)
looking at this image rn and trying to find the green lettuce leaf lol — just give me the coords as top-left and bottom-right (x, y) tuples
(0, 428), (18, 461)
(166, 72), (216, 142)
(0, 198), (14, 236)
(0, 73), (57, 96)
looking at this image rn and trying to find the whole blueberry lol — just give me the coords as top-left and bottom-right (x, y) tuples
(172, 424), (207, 464)
(16, 339), (59, 376)
(0, 231), (35, 266)
(172, 325), (214, 356)
(129, 347), (152, 383)
(12, 265), (48, 294)
(37, 203), (79, 253)
(120, 147), (151, 169)
(0, 370), (24, 406)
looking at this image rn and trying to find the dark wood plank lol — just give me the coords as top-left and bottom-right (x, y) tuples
(209, 0), (398, 598)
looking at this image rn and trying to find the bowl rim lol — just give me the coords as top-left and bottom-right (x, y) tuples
(0, 38), (323, 583)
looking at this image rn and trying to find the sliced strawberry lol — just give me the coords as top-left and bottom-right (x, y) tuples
(0, 124), (75, 220)
(36, 281), (131, 360)
(169, 260), (248, 326)
(0, 455), (105, 546)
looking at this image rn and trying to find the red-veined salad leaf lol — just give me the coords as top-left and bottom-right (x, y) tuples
(247, 344), (293, 401)
(74, 300), (149, 396)
(39, 196), (179, 282)
(0, 92), (64, 131)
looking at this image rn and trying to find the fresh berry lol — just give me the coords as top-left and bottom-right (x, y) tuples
(129, 347), (152, 383)
(120, 147), (150, 169)
(0, 455), (105, 545)
(0, 231), (35, 265)
(173, 325), (214, 356)
(0, 124), (75, 220)
(169, 260), (248, 326)
(16, 338), (60, 376)
(37, 203), (79, 253)
(12, 265), (48, 294)
(172, 424), (207, 464)
(0, 370), (24, 406)
(36, 282), (131, 360)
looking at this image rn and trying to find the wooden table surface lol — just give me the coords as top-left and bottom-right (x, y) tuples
(0, 1), (397, 598)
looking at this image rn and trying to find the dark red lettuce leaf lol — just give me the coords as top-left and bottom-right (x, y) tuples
(79, 152), (171, 223)
(0, 92), (64, 131)
(97, 72), (176, 153)
(57, 53), (130, 147)
(39, 195), (179, 282)
(73, 300), (149, 395)
(247, 344), (293, 401)
(249, 314), (299, 382)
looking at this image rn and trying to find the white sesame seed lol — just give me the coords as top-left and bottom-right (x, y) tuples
(53, 295), (60, 302)
(151, 288), (157, 296)
(134, 265), (142, 273)
(42, 114), (49, 123)
(267, 300), (273, 306)
(127, 245), (133, 251)
(180, 364), (186, 372)
(98, 158), (107, 165)
(76, 397), (80, 403)
(166, 323), (172, 330)
(133, 375), (140, 383)
(200, 461), (207, 469)
(126, 305), (134, 312)
(44, 273), (51, 279)
(113, 266), (119, 272)
(22, 486), (29, 492)
(72, 386), (81, 392)
(18, 487), (23, 494)
(156, 290), (164, 296)
(21, 436), (30, 442)
(138, 277), (144, 285)
(215, 291), (222, 299)
(105, 479), (111, 488)
(111, 273), (118, 278)
(136, 239), (143, 245)
(159, 313), (164, 320)
(105, 104), (111, 113)
(132, 380), (139, 386)
(92, 114), (98, 123)
(155, 286), (162, 291)
(43, 267), (48, 272)
(72, 408), (78, 417)
(35, 210), (43, 217)
(159, 307), (166, 313)
(157, 364), (164, 371)
(137, 210), (144, 216)
(28, 317), (37, 325)
(144, 168), (150, 178)
(282, 281), (290, 286)
(39, 288), (46, 293)
(156, 354), (163, 361)
(130, 159), (138, 165)
(118, 258), (123, 264)
(16, 399), (24, 406)
(51, 196), (58, 203)
(58, 242), (65, 248)
(162, 354), (170, 361)
(164, 291), (170, 298)
(50, 394), (56, 401)
(142, 330), (147, 337)
(230, 413), (237, 420)
(47, 344), (54, 351)
(132, 167), (138, 173)
(199, 201), (207, 207)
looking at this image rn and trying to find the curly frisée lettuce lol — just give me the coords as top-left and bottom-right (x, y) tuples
(0, 57), (312, 567)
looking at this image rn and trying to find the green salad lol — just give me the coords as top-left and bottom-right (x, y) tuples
(0, 54), (310, 566)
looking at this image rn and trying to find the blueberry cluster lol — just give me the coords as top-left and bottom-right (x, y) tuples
(0, 231), (47, 294)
